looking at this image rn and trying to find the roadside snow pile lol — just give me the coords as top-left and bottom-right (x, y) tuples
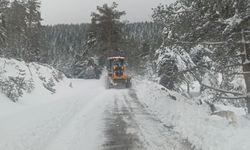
(135, 80), (250, 150)
(0, 57), (71, 102)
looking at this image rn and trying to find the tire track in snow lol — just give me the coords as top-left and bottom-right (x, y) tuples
(102, 89), (193, 150)
(102, 93), (144, 150)
(45, 89), (114, 150)
(127, 89), (194, 150)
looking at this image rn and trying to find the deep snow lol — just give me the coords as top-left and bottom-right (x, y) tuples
(134, 79), (250, 150)
(0, 79), (108, 150)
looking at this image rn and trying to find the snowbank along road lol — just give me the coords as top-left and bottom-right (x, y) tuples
(0, 79), (193, 150)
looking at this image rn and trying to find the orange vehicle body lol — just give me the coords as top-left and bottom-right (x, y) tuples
(106, 57), (131, 88)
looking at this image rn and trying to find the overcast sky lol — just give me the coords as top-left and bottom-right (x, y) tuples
(40, 0), (176, 25)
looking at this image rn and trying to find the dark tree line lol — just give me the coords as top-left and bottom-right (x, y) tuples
(41, 22), (163, 78)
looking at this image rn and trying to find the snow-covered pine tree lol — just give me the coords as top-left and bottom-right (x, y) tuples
(153, 0), (250, 111)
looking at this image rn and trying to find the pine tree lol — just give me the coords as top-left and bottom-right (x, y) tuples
(0, 0), (9, 51)
(5, 0), (27, 58)
(90, 2), (126, 56)
(25, 0), (43, 62)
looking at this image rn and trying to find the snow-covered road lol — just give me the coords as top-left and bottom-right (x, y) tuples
(0, 79), (192, 150)
(102, 89), (192, 150)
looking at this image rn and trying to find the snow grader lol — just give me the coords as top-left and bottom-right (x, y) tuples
(105, 57), (131, 89)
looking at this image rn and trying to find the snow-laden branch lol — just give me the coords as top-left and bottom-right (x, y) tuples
(176, 41), (227, 45)
(190, 71), (245, 96)
(172, 10), (195, 14)
(237, 41), (250, 44)
(176, 41), (250, 45)
(220, 95), (247, 99)
(201, 41), (227, 45)
(201, 83), (245, 96)
(223, 63), (242, 68)
(175, 66), (200, 75)
(228, 72), (250, 75)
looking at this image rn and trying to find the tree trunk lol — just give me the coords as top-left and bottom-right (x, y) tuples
(187, 82), (190, 95)
(243, 64), (250, 113)
(241, 30), (250, 113)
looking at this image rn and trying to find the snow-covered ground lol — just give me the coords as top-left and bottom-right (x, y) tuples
(135, 79), (250, 150)
(0, 57), (72, 118)
(0, 58), (72, 104)
(1, 58), (250, 150)
(0, 79), (107, 150)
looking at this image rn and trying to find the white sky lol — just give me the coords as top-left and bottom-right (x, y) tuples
(40, 0), (176, 25)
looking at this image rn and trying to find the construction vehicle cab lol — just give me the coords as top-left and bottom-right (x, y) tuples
(106, 57), (131, 89)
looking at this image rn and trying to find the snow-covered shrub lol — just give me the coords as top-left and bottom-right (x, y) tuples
(0, 57), (70, 102)
(0, 66), (35, 102)
(0, 78), (20, 102)
(142, 56), (158, 82)
(155, 46), (195, 90)
(0, 76), (34, 102)
(25, 78), (34, 93)
(52, 71), (64, 82)
(43, 78), (56, 94)
(34, 63), (66, 94)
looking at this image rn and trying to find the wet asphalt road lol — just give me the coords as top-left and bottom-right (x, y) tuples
(101, 89), (193, 150)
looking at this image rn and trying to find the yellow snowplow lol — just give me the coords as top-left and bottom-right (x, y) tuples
(105, 57), (131, 89)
